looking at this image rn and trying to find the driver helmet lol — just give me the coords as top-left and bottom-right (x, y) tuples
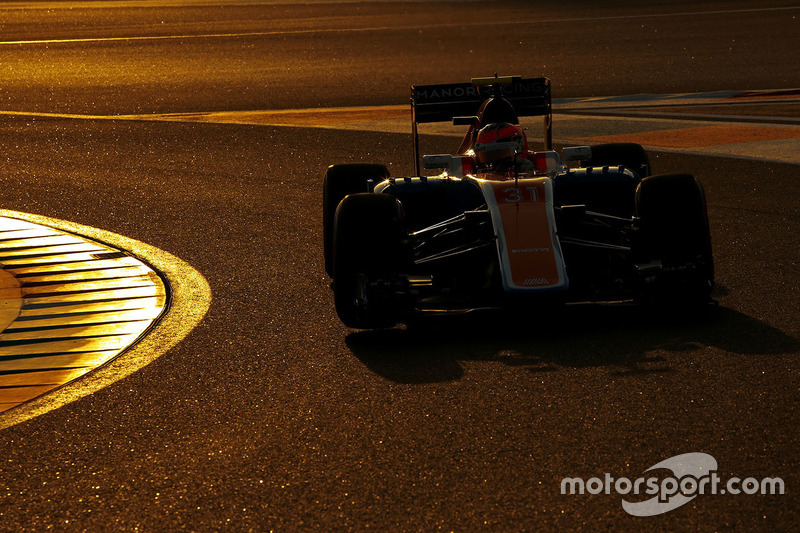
(473, 122), (528, 167)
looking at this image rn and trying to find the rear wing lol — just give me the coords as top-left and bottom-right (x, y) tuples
(410, 76), (552, 174)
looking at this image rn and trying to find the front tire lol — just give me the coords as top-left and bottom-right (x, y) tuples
(333, 193), (410, 329)
(635, 173), (714, 305)
(322, 163), (389, 277)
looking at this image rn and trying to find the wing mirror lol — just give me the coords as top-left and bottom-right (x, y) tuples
(562, 146), (592, 163)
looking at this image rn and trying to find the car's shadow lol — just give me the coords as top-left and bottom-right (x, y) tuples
(345, 294), (799, 384)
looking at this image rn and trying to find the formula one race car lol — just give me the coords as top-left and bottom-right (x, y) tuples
(323, 76), (714, 329)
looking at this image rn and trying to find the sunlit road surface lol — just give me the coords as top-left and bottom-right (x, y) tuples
(98, 89), (800, 164)
(1, 1), (799, 114)
(0, 216), (167, 413)
(0, 1), (798, 531)
(3, 89), (799, 165)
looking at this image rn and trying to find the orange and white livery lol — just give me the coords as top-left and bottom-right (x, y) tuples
(477, 176), (569, 292)
(326, 75), (714, 330)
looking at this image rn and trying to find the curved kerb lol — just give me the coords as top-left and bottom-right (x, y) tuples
(0, 210), (211, 430)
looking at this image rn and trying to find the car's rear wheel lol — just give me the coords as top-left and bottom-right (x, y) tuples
(333, 193), (410, 329)
(634, 173), (714, 305)
(323, 163), (389, 277)
(584, 142), (651, 178)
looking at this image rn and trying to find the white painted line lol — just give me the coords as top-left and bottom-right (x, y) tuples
(553, 90), (800, 110)
(566, 109), (800, 125)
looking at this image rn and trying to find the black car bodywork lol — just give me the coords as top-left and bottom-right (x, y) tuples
(323, 76), (714, 328)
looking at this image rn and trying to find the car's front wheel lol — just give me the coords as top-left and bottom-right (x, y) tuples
(333, 193), (411, 329)
(634, 173), (714, 305)
(322, 163), (390, 277)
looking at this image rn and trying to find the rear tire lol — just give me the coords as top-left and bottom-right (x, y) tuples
(333, 193), (410, 329)
(584, 143), (651, 178)
(323, 164), (389, 277)
(635, 173), (714, 305)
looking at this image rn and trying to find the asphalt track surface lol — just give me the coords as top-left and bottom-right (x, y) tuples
(0, 1), (798, 531)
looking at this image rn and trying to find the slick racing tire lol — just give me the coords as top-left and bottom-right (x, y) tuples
(584, 143), (651, 178)
(635, 173), (714, 305)
(323, 163), (390, 277)
(332, 193), (410, 329)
